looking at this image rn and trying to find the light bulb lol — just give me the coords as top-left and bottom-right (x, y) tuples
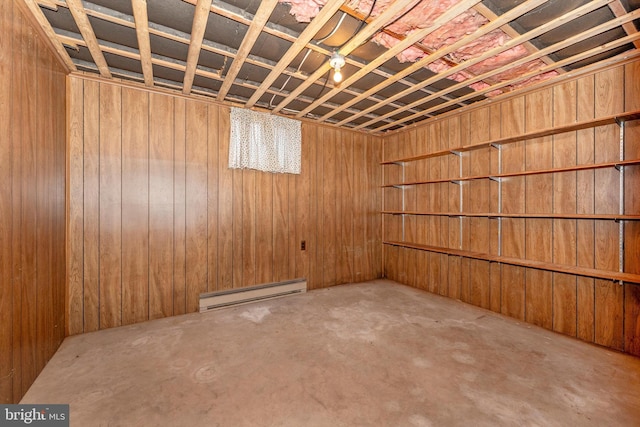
(333, 69), (343, 83)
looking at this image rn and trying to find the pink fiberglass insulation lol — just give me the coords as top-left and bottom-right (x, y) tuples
(420, 9), (488, 51)
(355, 0), (463, 35)
(279, 0), (328, 22)
(279, 0), (558, 96)
(373, 32), (426, 61)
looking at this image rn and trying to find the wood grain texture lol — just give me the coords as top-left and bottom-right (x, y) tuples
(576, 74), (596, 343)
(98, 82), (122, 330)
(173, 98), (187, 315)
(10, 7), (26, 400)
(501, 97), (526, 320)
(552, 81), (578, 337)
(149, 93), (174, 320)
(19, 7), (39, 393)
(232, 163), (245, 287)
(82, 80), (100, 332)
(1, 0), (66, 403)
(122, 87), (149, 325)
(323, 128), (338, 287)
(273, 171), (289, 283)
(67, 77), (382, 331)
(624, 61), (640, 355)
(185, 100), (208, 310)
(381, 58), (640, 355)
(0, 0), (14, 403)
(524, 89), (553, 329)
(66, 76), (84, 335)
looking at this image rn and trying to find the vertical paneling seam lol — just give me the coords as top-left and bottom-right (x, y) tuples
(147, 92), (151, 321)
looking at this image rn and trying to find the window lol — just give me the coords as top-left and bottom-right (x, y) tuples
(229, 107), (301, 174)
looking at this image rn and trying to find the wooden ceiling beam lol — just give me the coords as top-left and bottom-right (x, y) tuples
(272, 0), (419, 114)
(58, 32), (399, 126)
(472, 3), (565, 73)
(77, 0), (454, 108)
(297, 0), (484, 118)
(217, 0), (279, 101)
(244, 0), (346, 108)
(20, 0), (76, 72)
(35, 0), (57, 10)
(322, 0), (551, 123)
(608, 0), (640, 49)
(66, 0), (111, 78)
(131, 0), (154, 86)
(381, 32), (640, 133)
(370, 7), (640, 131)
(338, 0), (610, 128)
(183, 0), (212, 94)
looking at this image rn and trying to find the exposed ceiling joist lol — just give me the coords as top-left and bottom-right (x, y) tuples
(321, 0), (552, 123)
(371, 7), (640, 131)
(22, 0), (75, 72)
(131, 0), (153, 87)
(608, 0), (640, 49)
(245, 0), (347, 108)
(297, 0), (484, 118)
(66, 0), (111, 78)
(472, 2), (565, 73)
(25, 0), (640, 133)
(217, 0), (279, 101)
(343, 0), (611, 128)
(273, 0), (420, 114)
(183, 0), (213, 94)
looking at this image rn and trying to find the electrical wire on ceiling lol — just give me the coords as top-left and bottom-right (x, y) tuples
(268, 12), (349, 108)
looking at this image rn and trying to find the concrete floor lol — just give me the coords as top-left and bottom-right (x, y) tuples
(22, 280), (640, 426)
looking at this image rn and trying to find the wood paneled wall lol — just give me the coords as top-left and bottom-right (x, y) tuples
(382, 59), (640, 356)
(67, 76), (382, 334)
(0, 0), (67, 404)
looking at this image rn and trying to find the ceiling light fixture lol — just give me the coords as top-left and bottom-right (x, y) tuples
(330, 51), (345, 83)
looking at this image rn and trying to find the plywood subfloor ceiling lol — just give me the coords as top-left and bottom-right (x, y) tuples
(24, 0), (640, 133)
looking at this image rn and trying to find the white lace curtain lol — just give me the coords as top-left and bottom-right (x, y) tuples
(228, 107), (301, 174)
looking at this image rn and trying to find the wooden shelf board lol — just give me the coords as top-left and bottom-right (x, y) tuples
(381, 109), (640, 165)
(380, 211), (640, 220)
(382, 159), (640, 187)
(384, 241), (640, 284)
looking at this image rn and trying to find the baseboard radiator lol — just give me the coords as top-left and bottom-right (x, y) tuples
(199, 278), (307, 313)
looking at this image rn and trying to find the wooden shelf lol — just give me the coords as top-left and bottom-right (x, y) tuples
(381, 109), (640, 165)
(381, 211), (640, 220)
(383, 241), (640, 284)
(382, 159), (640, 187)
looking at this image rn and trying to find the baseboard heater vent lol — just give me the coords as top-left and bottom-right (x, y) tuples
(199, 278), (307, 313)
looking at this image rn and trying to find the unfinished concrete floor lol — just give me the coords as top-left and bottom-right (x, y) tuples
(22, 280), (640, 426)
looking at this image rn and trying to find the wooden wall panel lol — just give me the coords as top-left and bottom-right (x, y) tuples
(149, 93), (174, 320)
(552, 81), (578, 337)
(382, 57), (640, 356)
(624, 60), (640, 354)
(576, 75), (596, 343)
(367, 134), (383, 281)
(82, 80), (100, 332)
(67, 76), (383, 333)
(500, 97), (526, 321)
(99, 83), (123, 329)
(173, 98), (187, 315)
(0, 2), (15, 404)
(66, 76), (84, 335)
(1, 0), (67, 403)
(206, 106), (219, 292)
(594, 67), (624, 351)
(185, 100), (209, 311)
(524, 89), (553, 329)
(121, 88), (149, 325)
